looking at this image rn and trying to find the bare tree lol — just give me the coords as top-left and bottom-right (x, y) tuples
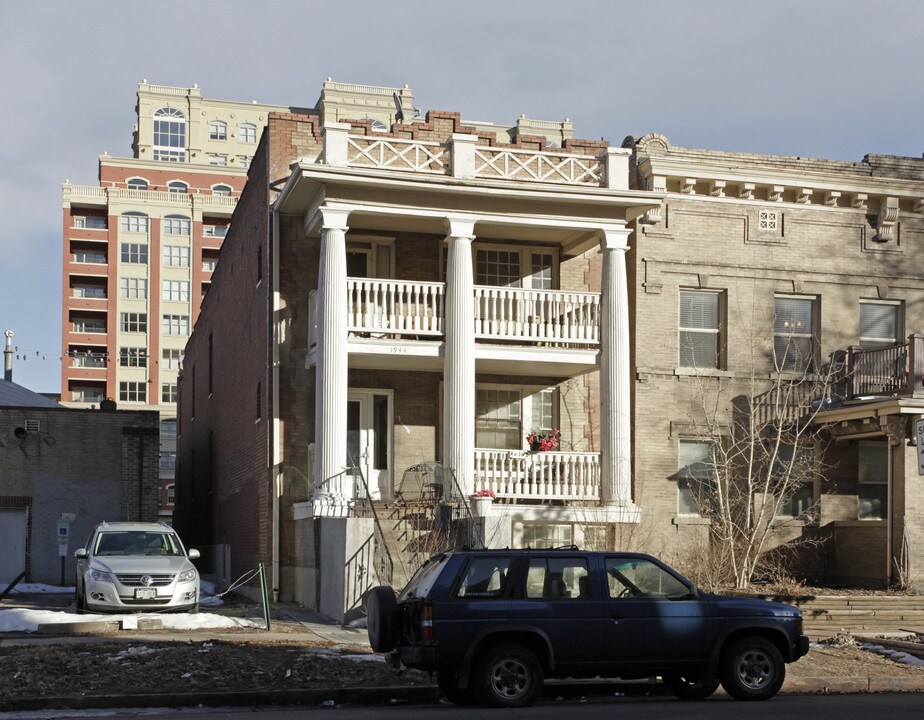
(680, 296), (840, 589)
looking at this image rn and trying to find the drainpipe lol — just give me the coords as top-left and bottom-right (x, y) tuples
(3, 330), (12, 382)
(270, 204), (281, 602)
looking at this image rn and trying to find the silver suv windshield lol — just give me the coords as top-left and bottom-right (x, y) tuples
(94, 531), (184, 557)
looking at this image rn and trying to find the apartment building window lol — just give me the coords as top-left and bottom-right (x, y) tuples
(860, 301), (902, 349)
(239, 123), (257, 143)
(209, 120), (227, 141)
(238, 155), (252, 169)
(74, 216), (107, 229)
(475, 387), (524, 449)
(73, 319), (105, 333)
(772, 444), (814, 517)
(120, 243), (148, 264)
(476, 248), (521, 287)
(160, 450), (177, 468)
(72, 285), (105, 299)
(529, 253), (554, 290)
(162, 383), (178, 403)
(70, 350), (106, 368)
(119, 347), (147, 367)
(119, 381), (147, 403)
(126, 178), (148, 190)
(120, 213), (149, 233)
(163, 215), (191, 236)
(208, 154), (228, 166)
(74, 250), (106, 263)
(858, 440), (888, 520)
(773, 296), (816, 371)
(73, 388), (104, 403)
(202, 258), (218, 272)
(212, 184), (232, 197)
(120, 312), (147, 333)
(166, 484), (176, 506)
(161, 418), (177, 439)
(163, 245), (190, 267)
(162, 348), (183, 370)
(167, 181), (188, 194)
(119, 277), (148, 299)
(162, 314), (190, 336)
(679, 289), (723, 368)
(152, 107), (186, 162)
(678, 439), (715, 516)
(162, 280), (190, 302)
(203, 224), (228, 238)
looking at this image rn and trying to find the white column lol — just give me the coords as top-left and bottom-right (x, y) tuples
(599, 227), (634, 507)
(313, 206), (351, 517)
(443, 217), (477, 497)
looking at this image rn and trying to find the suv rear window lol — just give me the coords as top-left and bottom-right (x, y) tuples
(399, 555), (450, 600)
(526, 557), (589, 599)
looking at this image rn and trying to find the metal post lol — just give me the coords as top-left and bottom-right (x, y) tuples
(258, 562), (271, 631)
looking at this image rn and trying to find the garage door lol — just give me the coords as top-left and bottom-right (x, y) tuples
(0, 508), (27, 585)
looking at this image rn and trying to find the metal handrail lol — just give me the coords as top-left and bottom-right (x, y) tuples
(348, 457), (395, 586)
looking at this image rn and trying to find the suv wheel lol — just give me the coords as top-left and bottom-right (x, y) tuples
(365, 586), (398, 653)
(719, 636), (785, 701)
(475, 643), (544, 708)
(662, 672), (719, 700)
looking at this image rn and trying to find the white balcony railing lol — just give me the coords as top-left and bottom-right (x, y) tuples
(346, 137), (447, 174)
(474, 449), (600, 501)
(473, 147), (603, 186)
(347, 279), (444, 337)
(474, 287), (599, 345)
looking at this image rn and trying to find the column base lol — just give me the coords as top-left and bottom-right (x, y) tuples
(308, 494), (352, 519)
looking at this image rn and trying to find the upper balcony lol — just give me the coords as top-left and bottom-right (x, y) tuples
(308, 279), (600, 376)
(847, 334), (924, 400)
(319, 124), (630, 190)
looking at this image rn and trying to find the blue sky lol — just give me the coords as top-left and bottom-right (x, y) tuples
(1, 0), (922, 393)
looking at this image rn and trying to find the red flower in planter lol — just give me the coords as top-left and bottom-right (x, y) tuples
(526, 429), (561, 452)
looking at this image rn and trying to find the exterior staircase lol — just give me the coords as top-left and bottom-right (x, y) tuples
(372, 500), (446, 590)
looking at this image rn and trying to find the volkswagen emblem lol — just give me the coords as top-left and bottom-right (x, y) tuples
(140, 575), (153, 587)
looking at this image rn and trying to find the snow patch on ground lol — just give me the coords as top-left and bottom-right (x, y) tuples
(0, 607), (260, 633)
(861, 643), (924, 668)
(4, 583), (74, 594)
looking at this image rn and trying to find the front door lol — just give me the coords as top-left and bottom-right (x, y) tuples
(0, 507), (27, 584)
(347, 391), (393, 501)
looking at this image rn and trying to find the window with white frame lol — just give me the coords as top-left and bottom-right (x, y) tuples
(162, 348), (183, 370)
(74, 216), (107, 229)
(211, 184), (232, 197)
(167, 180), (188, 194)
(860, 301), (902, 349)
(237, 155), (252, 168)
(209, 120), (227, 141)
(522, 523), (573, 549)
(119, 347), (147, 367)
(162, 383), (178, 404)
(120, 312), (147, 333)
(126, 178), (148, 190)
(163, 215), (191, 235)
(74, 250), (106, 263)
(239, 123), (257, 143)
(162, 280), (190, 302)
(678, 439), (716, 516)
(476, 388), (522, 448)
(208, 154), (228, 166)
(73, 319), (105, 333)
(203, 225), (228, 237)
(160, 450), (176, 468)
(202, 258), (218, 272)
(679, 289), (722, 368)
(120, 243), (148, 264)
(163, 245), (190, 267)
(162, 314), (190, 336)
(119, 277), (148, 299)
(476, 248), (521, 288)
(166, 484), (176, 505)
(119, 381), (147, 403)
(120, 212), (149, 233)
(153, 107), (186, 162)
(161, 418), (177, 439)
(858, 440), (888, 520)
(773, 296), (816, 371)
(72, 285), (105, 299)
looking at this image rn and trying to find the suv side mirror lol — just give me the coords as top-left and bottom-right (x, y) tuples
(188, 548), (200, 560)
(74, 548), (88, 559)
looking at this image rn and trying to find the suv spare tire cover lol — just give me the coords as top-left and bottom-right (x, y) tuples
(366, 585), (399, 653)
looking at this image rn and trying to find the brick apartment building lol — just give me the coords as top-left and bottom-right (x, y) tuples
(174, 81), (924, 620)
(60, 83), (291, 521)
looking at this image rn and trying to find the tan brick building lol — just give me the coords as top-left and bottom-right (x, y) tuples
(624, 133), (924, 589)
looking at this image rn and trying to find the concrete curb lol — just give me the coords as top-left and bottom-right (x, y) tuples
(4, 676), (922, 712)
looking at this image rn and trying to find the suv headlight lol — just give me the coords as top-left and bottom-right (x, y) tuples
(177, 569), (197, 583)
(89, 569), (112, 582)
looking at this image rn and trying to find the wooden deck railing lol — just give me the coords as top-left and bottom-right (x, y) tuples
(848, 334), (924, 399)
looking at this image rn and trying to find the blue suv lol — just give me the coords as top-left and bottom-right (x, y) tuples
(366, 549), (809, 707)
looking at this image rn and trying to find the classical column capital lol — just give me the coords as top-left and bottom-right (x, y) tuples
(599, 226), (631, 252)
(444, 215), (477, 240)
(319, 205), (350, 232)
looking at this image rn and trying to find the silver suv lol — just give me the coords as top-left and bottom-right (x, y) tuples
(75, 522), (200, 613)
